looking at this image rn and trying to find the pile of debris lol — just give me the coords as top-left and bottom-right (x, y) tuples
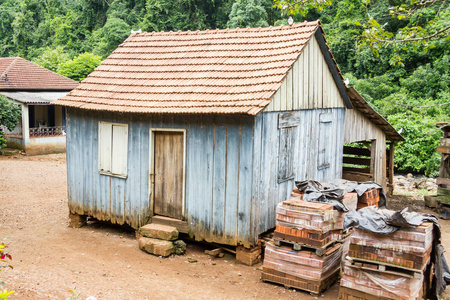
(261, 190), (355, 294)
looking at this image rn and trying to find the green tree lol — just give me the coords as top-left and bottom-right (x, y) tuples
(274, 0), (450, 65)
(0, 96), (21, 150)
(94, 17), (130, 58)
(227, 0), (269, 28)
(141, 0), (208, 32)
(32, 46), (70, 72)
(58, 52), (102, 82)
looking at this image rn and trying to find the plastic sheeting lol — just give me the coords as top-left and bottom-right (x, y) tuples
(344, 207), (450, 298)
(295, 179), (386, 212)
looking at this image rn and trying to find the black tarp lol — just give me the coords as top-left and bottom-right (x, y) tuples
(295, 179), (386, 212)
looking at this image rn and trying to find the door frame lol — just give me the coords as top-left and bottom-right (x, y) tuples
(149, 128), (187, 219)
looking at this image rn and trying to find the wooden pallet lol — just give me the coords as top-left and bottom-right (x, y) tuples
(262, 266), (340, 295)
(345, 257), (425, 279)
(273, 236), (344, 256)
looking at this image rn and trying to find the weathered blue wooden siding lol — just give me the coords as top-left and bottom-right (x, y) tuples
(253, 108), (345, 236)
(66, 108), (255, 246)
(66, 107), (345, 247)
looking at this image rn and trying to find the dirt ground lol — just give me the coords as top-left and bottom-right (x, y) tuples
(1, 153), (450, 300)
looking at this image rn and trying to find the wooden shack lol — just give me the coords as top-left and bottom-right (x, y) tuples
(343, 87), (404, 193)
(54, 21), (398, 253)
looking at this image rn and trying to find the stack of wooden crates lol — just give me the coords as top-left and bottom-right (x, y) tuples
(261, 189), (357, 294)
(339, 222), (434, 299)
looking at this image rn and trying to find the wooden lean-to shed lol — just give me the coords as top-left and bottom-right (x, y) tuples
(53, 21), (354, 250)
(343, 87), (404, 194)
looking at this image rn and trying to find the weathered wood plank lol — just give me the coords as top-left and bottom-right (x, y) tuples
(212, 117), (227, 238)
(343, 146), (371, 157)
(224, 116), (239, 244)
(343, 156), (371, 166)
(280, 77), (287, 111)
(237, 117), (254, 247)
(343, 166), (371, 174)
(292, 60), (299, 110)
(278, 111), (301, 128)
(251, 115), (263, 243)
(286, 68), (293, 110)
(154, 131), (184, 219)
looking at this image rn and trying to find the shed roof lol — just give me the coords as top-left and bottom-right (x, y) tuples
(54, 21), (348, 115)
(346, 87), (404, 141)
(0, 91), (70, 104)
(0, 57), (78, 91)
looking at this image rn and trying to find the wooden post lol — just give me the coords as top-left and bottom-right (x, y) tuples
(69, 213), (87, 228)
(389, 142), (395, 186)
(22, 104), (30, 142)
(236, 245), (261, 266)
(369, 140), (376, 180)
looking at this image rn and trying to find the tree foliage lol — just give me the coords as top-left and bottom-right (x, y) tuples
(58, 52), (102, 82)
(0, 0), (448, 174)
(0, 96), (21, 132)
(227, 0), (269, 28)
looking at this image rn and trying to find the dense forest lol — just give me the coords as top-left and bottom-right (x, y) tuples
(0, 0), (449, 176)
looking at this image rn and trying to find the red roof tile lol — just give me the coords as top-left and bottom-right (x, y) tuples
(54, 21), (321, 115)
(0, 57), (78, 91)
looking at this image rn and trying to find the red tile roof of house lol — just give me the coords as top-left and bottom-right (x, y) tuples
(55, 21), (338, 115)
(0, 57), (78, 91)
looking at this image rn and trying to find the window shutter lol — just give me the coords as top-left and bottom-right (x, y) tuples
(99, 122), (112, 172)
(111, 124), (128, 176)
(318, 113), (333, 170)
(278, 127), (294, 180)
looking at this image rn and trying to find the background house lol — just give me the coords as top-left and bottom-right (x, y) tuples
(54, 21), (400, 252)
(0, 57), (78, 155)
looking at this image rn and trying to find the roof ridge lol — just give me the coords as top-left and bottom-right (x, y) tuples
(0, 57), (18, 82)
(135, 21), (320, 37)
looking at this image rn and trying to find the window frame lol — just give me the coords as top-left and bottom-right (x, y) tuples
(98, 121), (129, 179)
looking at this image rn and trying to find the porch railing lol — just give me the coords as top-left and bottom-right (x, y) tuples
(29, 126), (65, 137)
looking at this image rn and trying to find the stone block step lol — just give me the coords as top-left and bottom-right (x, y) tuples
(139, 223), (179, 241)
(139, 237), (174, 257)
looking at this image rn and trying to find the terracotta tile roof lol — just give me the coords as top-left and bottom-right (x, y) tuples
(0, 57), (78, 91)
(54, 21), (322, 115)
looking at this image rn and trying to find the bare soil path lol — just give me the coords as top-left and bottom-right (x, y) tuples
(1, 153), (450, 299)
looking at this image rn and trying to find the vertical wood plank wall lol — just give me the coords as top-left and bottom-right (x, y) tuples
(253, 108), (346, 236)
(67, 107), (346, 247)
(66, 109), (255, 246)
(264, 35), (345, 112)
(344, 108), (387, 189)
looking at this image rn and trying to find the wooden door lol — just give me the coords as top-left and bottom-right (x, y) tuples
(153, 131), (184, 219)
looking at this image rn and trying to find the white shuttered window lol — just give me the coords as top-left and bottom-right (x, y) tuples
(99, 122), (128, 178)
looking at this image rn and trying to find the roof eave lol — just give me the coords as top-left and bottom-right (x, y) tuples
(314, 28), (352, 109)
